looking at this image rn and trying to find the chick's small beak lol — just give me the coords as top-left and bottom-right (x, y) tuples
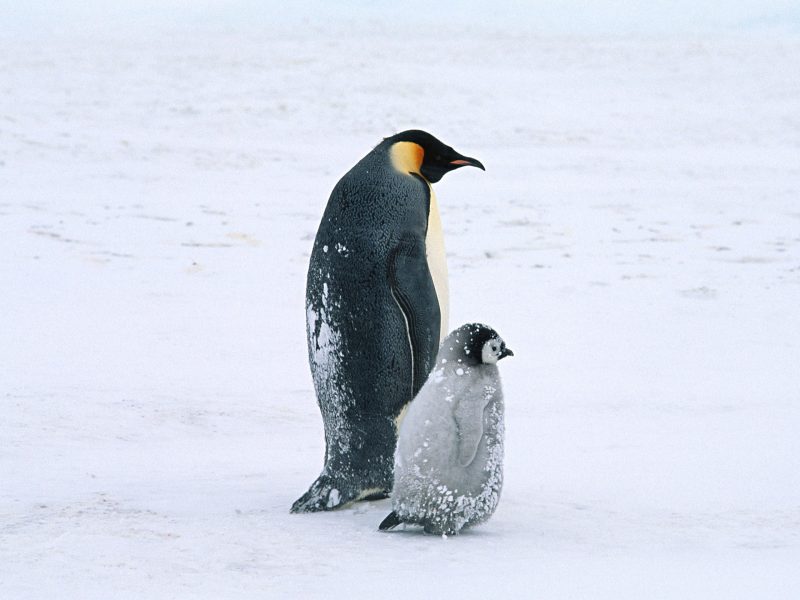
(449, 156), (485, 171)
(500, 347), (514, 359)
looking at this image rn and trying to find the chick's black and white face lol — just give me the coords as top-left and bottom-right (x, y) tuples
(481, 336), (513, 364)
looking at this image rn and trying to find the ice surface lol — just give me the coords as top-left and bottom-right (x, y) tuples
(1, 5), (799, 599)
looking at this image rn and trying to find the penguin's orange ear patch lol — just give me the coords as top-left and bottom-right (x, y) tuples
(390, 142), (424, 175)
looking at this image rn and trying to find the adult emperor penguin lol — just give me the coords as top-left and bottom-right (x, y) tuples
(379, 323), (513, 535)
(292, 131), (484, 513)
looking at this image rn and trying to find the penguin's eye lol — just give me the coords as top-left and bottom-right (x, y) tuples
(435, 154), (442, 161)
(491, 344), (498, 352)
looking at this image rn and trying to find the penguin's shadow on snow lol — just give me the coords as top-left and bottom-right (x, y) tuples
(376, 524), (501, 539)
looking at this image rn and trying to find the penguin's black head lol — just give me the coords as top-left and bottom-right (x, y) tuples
(444, 323), (513, 366)
(385, 129), (485, 183)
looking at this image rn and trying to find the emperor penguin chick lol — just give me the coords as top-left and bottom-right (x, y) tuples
(379, 323), (513, 535)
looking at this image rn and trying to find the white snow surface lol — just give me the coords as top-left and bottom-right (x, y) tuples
(2, 11), (800, 600)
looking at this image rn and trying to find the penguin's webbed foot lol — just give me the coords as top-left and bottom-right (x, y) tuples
(378, 511), (402, 531)
(291, 475), (350, 513)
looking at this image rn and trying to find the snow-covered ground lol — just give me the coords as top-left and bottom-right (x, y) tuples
(2, 7), (799, 599)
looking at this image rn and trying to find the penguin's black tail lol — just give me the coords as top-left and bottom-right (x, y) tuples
(379, 511), (402, 531)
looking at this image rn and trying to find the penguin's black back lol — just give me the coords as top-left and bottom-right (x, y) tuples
(304, 141), (441, 494)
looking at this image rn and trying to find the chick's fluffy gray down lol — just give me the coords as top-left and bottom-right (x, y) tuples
(391, 337), (505, 535)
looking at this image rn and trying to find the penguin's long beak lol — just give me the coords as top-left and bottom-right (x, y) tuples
(500, 347), (514, 359)
(449, 156), (485, 171)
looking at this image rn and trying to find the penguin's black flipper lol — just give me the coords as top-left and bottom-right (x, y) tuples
(388, 235), (440, 397)
(379, 511), (403, 531)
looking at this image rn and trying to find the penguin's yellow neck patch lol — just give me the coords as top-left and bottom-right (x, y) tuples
(390, 142), (424, 175)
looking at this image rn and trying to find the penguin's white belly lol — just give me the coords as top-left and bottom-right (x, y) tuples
(425, 187), (449, 342)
